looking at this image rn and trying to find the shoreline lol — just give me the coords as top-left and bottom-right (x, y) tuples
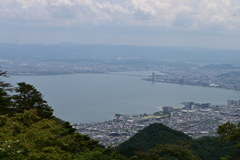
(142, 78), (240, 92)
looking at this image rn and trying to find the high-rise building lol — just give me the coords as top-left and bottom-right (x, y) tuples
(152, 72), (155, 81)
(184, 102), (195, 110)
(227, 100), (239, 106)
(227, 100), (234, 105)
(201, 103), (211, 108)
(163, 106), (173, 113)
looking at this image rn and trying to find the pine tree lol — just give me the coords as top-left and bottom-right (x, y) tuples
(12, 82), (53, 119)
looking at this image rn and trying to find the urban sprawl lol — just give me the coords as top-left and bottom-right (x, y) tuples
(3, 58), (240, 147)
(2, 58), (240, 91)
(73, 99), (240, 147)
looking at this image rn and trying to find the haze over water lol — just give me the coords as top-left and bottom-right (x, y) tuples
(6, 71), (240, 124)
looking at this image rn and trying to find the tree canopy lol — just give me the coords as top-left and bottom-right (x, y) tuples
(0, 70), (13, 92)
(12, 82), (53, 119)
(116, 123), (192, 157)
(0, 72), (127, 160)
(0, 109), (126, 160)
(116, 123), (237, 160)
(217, 122), (240, 159)
(133, 141), (200, 160)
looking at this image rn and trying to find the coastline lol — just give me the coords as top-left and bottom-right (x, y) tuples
(142, 78), (240, 92)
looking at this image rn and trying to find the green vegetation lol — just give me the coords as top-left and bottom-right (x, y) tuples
(0, 109), (127, 160)
(12, 82), (53, 119)
(0, 71), (126, 160)
(116, 123), (192, 157)
(1, 70), (240, 160)
(217, 121), (240, 159)
(141, 111), (170, 119)
(153, 111), (168, 116)
(133, 141), (200, 160)
(116, 123), (238, 160)
(191, 136), (237, 160)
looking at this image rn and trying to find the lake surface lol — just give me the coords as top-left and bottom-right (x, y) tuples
(5, 71), (240, 124)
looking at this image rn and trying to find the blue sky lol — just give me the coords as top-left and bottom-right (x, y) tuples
(1, 0), (240, 49)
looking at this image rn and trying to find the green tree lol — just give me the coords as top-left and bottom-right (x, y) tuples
(0, 109), (127, 160)
(218, 122), (240, 143)
(74, 147), (127, 160)
(133, 141), (200, 160)
(191, 136), (237, 160)
(116, 123), (192, 157)
(0, 109), (71, 160)
(0, 77), (128, 160)
(217, 121), (240, 159)
(0, 71), (13, 115)
(0, 70), (13, 92)
(0, 89), (12, 115)
(12, 82), (53, 119)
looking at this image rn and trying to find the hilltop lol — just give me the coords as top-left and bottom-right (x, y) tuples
(116, 123), (237, 160)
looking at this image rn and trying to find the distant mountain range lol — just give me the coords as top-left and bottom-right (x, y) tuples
(200, 64), (239, 69)
(1, 43), (240, 64)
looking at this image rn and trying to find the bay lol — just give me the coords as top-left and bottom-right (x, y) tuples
(4, 71), (240, 124)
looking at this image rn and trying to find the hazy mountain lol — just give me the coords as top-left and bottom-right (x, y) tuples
(1, 43), (240, 64)
(200, 64), (239, 69)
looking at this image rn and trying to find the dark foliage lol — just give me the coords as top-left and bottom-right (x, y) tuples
(134, 141), (200, 160)
(0, 88), (13, 115)
(116, 123), (237, 160)
(0, 70), (13, 91)
(0, 73), (127, 159)
(12, 82), (53, 119)
(217, 122), (240, 159)
(191, 136), (237, 160)
(116, 123), (192, 157)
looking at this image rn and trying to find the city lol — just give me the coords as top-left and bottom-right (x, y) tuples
(2, 0), (240, 158)
(73, 100), (240, 147)
(2, 57), (240, 91)
(147, 66), (240, 91)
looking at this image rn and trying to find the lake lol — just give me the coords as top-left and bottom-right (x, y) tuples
(4, 71), (240, 124)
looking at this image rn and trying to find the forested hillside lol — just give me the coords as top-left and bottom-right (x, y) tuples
(116, 123), (238, 160)
(116, 123), (192, 157)
(0, 71), (126, 160)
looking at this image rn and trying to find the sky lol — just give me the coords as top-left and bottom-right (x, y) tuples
(1, 0), (240, 49)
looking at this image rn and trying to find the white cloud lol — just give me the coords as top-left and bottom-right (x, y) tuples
(176, 5), (193, 13)
(1, 0), (240, 32)
(154, 1), (172, 11)
(206, 3), (218, 12)
(133, 3), (156, 20)
(222, 0), (231, 6)
(210, 15), (225, 25)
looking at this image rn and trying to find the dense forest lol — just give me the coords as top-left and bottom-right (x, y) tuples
(116, 123), (238, 160)
(0, 70), (240, 160)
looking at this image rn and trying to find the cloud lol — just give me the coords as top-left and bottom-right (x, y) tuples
(133, 3), (156, 20)
(1, 0), (240, 33)
(222, 0), (231, 6)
